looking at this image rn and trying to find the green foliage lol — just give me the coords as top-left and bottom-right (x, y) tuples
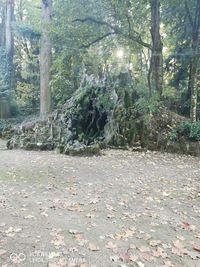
(190, 123), (200, 141)
(14, 23), (40, 40)
(179, 121), (191, 137)
(172, 121), (200, 141)
(135, 94), (162, 116)
(163, 86), (177, 100)
(50, 51), (81, 106)
(0, 0), (198, 124)
(168, 128), (178, 141)
(0, 119), (8, 133)
(15, 82), (39, 114)
(74, 85), (113, 111)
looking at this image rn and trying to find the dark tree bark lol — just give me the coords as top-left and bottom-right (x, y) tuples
(186, 0), (200, 122)
(6, 0), (14, 89)
(40, 0), (52, 120)
(0, 2), (6, 47)
(150, 0), (163, 96)
(0, 0), (14, 118)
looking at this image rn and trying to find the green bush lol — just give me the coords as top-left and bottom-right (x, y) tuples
(190, 122), (200, 141)
(179, 121), (191, 137)
(177, 121), (200, 141)
(0, 120), (8, 132)
(168, 128), (177, 141)
(135, 93), (162, 116)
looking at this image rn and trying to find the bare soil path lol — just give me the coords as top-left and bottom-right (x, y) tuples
(0, 139), (200, 267)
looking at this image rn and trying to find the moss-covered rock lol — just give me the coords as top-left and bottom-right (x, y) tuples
(6, 85), (197, 156)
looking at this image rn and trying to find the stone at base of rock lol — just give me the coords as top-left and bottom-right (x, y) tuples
(64, 144), (100, 156)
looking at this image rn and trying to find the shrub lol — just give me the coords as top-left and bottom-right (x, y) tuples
(174, 121), (200, 141)
(190, 122), (200, 141)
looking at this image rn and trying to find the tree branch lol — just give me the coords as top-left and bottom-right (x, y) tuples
(127, 32), (151, 49)
(73, 16), (151, 50)
(81, 32), (115, 48)
(73, 17), (116, 31)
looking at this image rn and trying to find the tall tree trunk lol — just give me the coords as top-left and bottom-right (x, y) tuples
(6, 0), (14, 90)
(40, 0), (52, 120)
(0, 3), (6, 47)
(0, 0), (14, 118)
(150, 0), (163, 96)
(188, 0), (200, 122)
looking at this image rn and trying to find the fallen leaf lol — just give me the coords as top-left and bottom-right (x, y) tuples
(161, 260), (176, 267)
(149, 240), (161, 247)
(88, 243), (100, 251)
(129, 255), (138, 262)
(193, 246), (200, 253)
(24, 215), (34, 219)
(181, 222), (190, 230)
(172, 240), (188, 256)
(187, 250), (200, 260)
(153, 247), (167, 258)
(136, 261), (144, 267)
(0, 249), (6, 256)
(138, 246), (151, 253)
(106, 241), (118, 252)
(68, 229), (80, 234)
(110, 255), (119, 262)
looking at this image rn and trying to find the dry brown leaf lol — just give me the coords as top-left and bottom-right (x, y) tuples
(88, 243), (100, 251)
(90, 198), (99, 204)
(149, 240), (161, 247)
(110, 255), (119, 262)
(172, 240), (188, 256)
(139, 252), (154, 262)
(138, 246), (151, 253)
(51, 234), (65, 247)
(153, 247), (167, 258)
(187, 250), (200, 260)
(68, 229), (80, 234)
(129, 255), (139, 262)
(193, 246), (200, 253)
(181, 221), (190, 230)
(115, 228), (135, 240)
(161, 260), (176, 267)
(177, 235), (185, 241)
(106, 241), (118, 251)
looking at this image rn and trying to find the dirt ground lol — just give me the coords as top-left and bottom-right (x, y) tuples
(0, 139), (200, 267)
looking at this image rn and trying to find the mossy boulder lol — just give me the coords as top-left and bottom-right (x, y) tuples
(6, 85), (197, 156)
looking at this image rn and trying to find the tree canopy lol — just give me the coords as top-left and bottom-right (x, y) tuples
(0, 0), (199, 123)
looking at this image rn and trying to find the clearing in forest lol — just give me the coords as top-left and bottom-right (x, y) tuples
(0, 140), (200, 267)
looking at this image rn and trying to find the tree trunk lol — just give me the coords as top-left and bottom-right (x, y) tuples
(0, 98), (11, 118)
(0, 3), (6, 47)
(40, 0), (52, 120)
(189, 48), (199, 122)
(188, 0), (200, 122)
(0, 0), (14, 118)
(5, 0), (14, 89)
(150, 0), (163, 96)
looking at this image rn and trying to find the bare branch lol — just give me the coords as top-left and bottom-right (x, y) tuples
(127, 32), (151, 49)
(73, 17), (116, 31)
(81, 32), (115, 48)
(74, 16), (151, 50)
